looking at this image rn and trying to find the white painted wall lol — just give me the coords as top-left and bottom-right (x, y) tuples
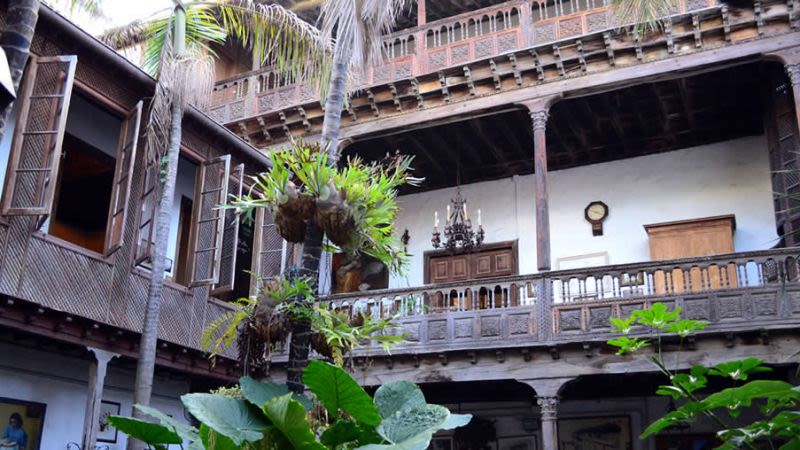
(0, 342), (189, 450)
(390, 136), (778, 288)
(65, 94), (122, 158)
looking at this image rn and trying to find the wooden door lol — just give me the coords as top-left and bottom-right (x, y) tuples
(645, 215), (737, 293)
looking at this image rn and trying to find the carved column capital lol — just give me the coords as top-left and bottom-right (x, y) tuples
(537, 396), (559, 421)
(530, 110), (550, 131)
(786, 63), (800, 86)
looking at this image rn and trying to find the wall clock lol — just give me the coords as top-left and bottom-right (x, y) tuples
(584, 201), (609, 236)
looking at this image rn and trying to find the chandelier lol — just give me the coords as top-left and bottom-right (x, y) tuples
(431, 187), (485, 251)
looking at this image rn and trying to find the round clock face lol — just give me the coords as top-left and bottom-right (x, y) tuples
(586, 202), (607, 221)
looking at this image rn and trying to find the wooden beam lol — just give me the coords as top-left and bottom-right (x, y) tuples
(469, 118), (509, 169)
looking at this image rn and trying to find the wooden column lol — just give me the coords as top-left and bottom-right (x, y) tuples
(519, 377), (573, 450)
(82, 348), (119, 450)
(519, 96), (560, 271)
(417, 0), (426, 27)
(786, 63), (800, 134)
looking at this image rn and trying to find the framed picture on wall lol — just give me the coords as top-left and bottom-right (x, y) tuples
(558, 416), (632, 450)
(498, 435), (537, 450)
(97, 400), (121, 443)
(0, 397), (47, 450)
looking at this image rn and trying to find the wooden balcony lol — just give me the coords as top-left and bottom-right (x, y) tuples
(208, 0), (720, 124)
(310, 249), (800, 356)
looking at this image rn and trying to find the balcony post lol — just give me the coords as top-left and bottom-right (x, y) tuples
(519, 95), (561, 271)
(82, 347), (119, 450)
(417, 0), (426, 27)
(786, 63), (800, 135)
(519, 377), (574, 450)
(520, 1), (533, 47)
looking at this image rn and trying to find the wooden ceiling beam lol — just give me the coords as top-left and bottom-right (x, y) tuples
(469, 118), (511, 170)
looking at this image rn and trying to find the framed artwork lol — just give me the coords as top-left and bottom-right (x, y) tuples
(498, 435), (537, 450)
(429, 437), (453, 450)
(0, 397), (47, 450)
(558, 416), (631, 450)
(97, 400), (121, 443)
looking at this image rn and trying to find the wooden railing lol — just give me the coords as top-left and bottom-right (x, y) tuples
(310, 249), (800, 353)
(207, 0), (717, 123)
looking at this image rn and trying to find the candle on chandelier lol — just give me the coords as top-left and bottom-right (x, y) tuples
(464, 202), (468, 221)
(478, 209), (482, 226)
(446, 205), (451, 224)
(435, 211), (439, 228)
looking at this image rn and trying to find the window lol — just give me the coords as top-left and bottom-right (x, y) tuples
(1, 55), (142, 255)
(188, 155), (231, 286)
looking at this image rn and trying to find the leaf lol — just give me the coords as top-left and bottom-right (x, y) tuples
(709, 358), (773, 381)
(374, 381), (426, 419)
(182, 393), (269, 445)
(321, 420), (383, 447)
(200, 423), (238, 450)
(607, 336), (650, 355)
(240, 376), (313, 411)
(134, 404), (200, 444)
(302, 360), (381, 426)
(702, 380), (799, 411)
(106, 416), (182, 445)
(262, 394), (326, 450)
(610, 316), (636, 334)
(440, 414), (473, 430)
(378, 404), (449, 444)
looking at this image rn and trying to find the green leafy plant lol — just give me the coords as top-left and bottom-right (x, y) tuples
(109, 361), (471, 449)
(232, 142), (422, 273)
(608, 303), (800, 449)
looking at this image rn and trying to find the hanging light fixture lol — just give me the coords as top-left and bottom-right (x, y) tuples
(431, 186), (484, 251)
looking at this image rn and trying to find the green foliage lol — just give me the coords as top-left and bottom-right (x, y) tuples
(303, 360), (382, 426)
(111, 362), (470, 450)
(607, 304), (800, 449)
(234, 142), (422, 273)
(201, 295), (258, 358)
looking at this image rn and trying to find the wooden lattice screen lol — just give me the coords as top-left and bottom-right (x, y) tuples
(1, 55), (77, 217)
(212, 163), (244, 294)
(766, 65), (800, 246)
(135, 149), (159, 265)
(251, 207), (285, 295)
(104, 100), (142, 255)
(189, 154), (231, 286)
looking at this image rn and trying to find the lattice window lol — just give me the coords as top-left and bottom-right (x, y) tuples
(189, 155), (231, 286)
(134, 149), (159, 265)
(1, 55), (77, 217)
(212, 163), (244, 294)
(251, 207), (285, 295)
(104, 100), (142, 255)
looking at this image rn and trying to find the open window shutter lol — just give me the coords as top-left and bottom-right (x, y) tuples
(1, 55), (77, 217)
(104, 100), (142, 255)
(250, 207), (285, 295)
(211, 163), (244, 294)
(189, 155), (231, 286)
(134, 152), (159, 265)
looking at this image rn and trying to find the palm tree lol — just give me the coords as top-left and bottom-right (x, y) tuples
(284, 0), (412, 394)
(0, 0), (102, 140)
(102, 4), (326, 447)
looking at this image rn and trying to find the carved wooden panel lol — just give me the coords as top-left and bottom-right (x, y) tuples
(426, 243), (517, 284)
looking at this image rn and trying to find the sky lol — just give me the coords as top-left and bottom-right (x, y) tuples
(58, 0), (174, 34)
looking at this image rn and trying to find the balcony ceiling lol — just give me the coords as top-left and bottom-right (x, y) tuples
(343, 62), (765, 193)
(271, 0), (511, 30)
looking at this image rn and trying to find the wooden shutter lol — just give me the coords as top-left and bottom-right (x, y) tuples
(250, 207), (285, 295)
(104, 100), (142, 255)
(1, 55), (77, 217)
(189, 155), (231, 286)
(211, 163), (244, 294)
(134, 152), (159, 265)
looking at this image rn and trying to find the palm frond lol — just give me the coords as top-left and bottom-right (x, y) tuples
(45, 0), (106, 19)
(143, 7), (226, 77)
(613, 0), (676, 35)
(99, 20), (150, 50)
(320, 0), (411, 70)
(212, 0), (331, 87)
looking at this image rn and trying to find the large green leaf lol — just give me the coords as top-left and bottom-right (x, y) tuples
(200, 423), (238, 450)
(302, 360), (381, 426)
(321, 420), (384, 447)
(134, 404), (200, 444)
(182, 393), (269, 445)
(263, 394), (326, 450)
(240, 376), (313, 411)
(106, 416), (182, 445)
(374, 381), (426, 419)
(378, 404), (449, 444)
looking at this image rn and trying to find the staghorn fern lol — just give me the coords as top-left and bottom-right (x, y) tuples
(201, 295), (258, 358)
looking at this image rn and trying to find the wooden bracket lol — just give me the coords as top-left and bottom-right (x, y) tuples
(365, 90), (380, 117)
(277, 111), (291, 137)
(410, 78), (424, 109)
(521, 348), (532, 362)
(754, 0), (765, 35)
(576, 40), (587, 73)
(255, 117), (272, 143)
(582, 342), (592, 358)
(691, 14), (703, 48)
(760, 329), (770, 345)
(721, 6), (732, 42)
(297, 107), (311, 132)
(412, 355), (420, 368)
(463, 66), (476, 95)
(549, 346), (560, 360)
(438, 353), (448, 366)
(495, 350), (505, 363)
(602, 32), (615, 66)
(553, 44), (566, 76)
(385, 358), (393, 370)
(388, 83), (402, 111)
(468, 351), (477, 364)
(490, 60), (501, 91)
(725, 332), (736, 348)
(665, 21), (676, 53)
(438, 72), (451, 102)
(633, 33), (644, 61)
(508, 53), (523, 86)
(346, 101), (358, 121)
(237, 122), (251, 143)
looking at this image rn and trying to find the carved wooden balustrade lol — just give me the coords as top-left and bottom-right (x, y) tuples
(207, 0), (715, 124)
(309, 249), (800, 356)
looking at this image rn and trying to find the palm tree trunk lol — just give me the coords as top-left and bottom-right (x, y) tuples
(126, 102), (183, 449)
(0, 0), (40, 140)
(286, 221), (324, 393)
(286, 39), (351, 394)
